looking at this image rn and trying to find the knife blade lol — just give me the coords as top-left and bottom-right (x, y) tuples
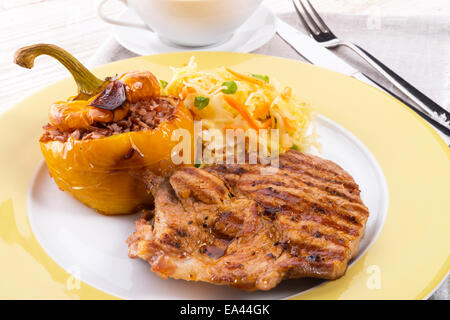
(276, 18), (450, 142)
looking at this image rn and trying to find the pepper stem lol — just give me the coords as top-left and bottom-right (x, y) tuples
(14, 44), (105, 100)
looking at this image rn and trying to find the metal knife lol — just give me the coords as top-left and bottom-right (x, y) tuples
(276, 18), (450, 140)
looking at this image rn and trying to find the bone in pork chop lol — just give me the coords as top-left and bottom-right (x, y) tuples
(127, 150), (370, 291)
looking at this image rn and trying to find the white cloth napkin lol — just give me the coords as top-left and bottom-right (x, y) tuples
(89, 11), (449, 299)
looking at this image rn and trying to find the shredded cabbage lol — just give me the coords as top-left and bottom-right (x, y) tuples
(164, 57), (318, 153)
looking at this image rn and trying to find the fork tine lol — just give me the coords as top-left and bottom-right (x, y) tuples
(292, 0), (319, 35)
(305, 0), (331, 33)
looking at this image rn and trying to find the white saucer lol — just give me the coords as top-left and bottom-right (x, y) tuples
(111, 6), (276, 55)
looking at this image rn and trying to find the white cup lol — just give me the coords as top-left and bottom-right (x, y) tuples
(98, 0), (264, 47)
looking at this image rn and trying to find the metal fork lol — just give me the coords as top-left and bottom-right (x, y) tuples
(292, 0), (450, 133)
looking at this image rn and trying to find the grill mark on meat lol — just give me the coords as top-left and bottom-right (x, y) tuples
(188, 168), (232, 198)
(248, 185), (363, 231)
(283, 151), (357, 182)
(277, 255), (337, 277)
(170, 168), (230, 204)
(193, 168), (228, 192)
(246, 169), (363, 208)
(299, 224), (351, 248)
(199, 245), (226, 259)
(175, 229), (188, 237)
(213, 210), (243, 240)
(211, 163), (363, 207)
(159, 232), (181, 250)
(273, 235), (347, 262)
(258, 203), (281, 220)
(287, 241), (346, 261)
(239, 175), (368, 220)
(280, 152), (359, 190)
(274, 224), (349, 258)
(275, 218), (351, 251)
(245, 170), (366, 218)
(212, 164), (247, 175)
(252, 188), (360, 236)
(128, 150), (369, 291)
(279, 167), (359, 202)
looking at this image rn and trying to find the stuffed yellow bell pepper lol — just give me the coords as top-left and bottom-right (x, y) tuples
(15, 44), (194, 215)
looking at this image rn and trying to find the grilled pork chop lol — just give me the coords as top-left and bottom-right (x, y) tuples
(127, 150), (369, 291)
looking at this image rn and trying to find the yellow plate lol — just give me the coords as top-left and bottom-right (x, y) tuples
(0, 52), (448, 299)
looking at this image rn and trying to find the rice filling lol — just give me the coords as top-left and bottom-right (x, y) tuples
(40, 96), (179, 142)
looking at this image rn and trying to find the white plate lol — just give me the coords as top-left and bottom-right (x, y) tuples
(112, 6), (276, 55)
(28, 115), (388, 300)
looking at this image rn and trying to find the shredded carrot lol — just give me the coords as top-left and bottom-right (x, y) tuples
(223, 96), (262, 130)
(225, 68), (264, 85)
(283, 117), (296, 131)
(224, 118), (271, 131)
(253, 102), (271, 119)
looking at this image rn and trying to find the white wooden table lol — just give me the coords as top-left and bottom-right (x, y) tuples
(0, 0), (448, 299)
(1, 0), (449, 112)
